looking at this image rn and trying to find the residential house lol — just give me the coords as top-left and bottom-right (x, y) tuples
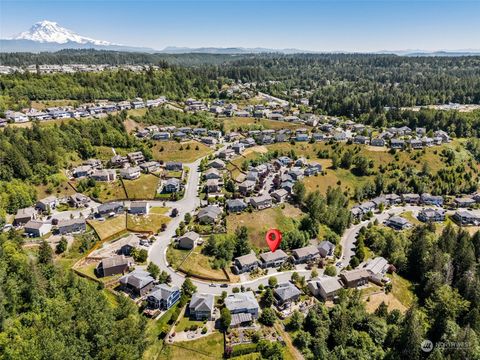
(110, 155), (129, 167)
(219, 148), (235, 160)
(233, 253), (261, 274)
(97, 202), (124, 217)
(127, 151), (145, 164)
(204, 168), (221, 180)
(271, 188), (288, 203)
(402, 193), (421, 204)
(340, 269), (371, 288)
(163, 178), (181, 193)
(119, 269), (155, 297)
(225, 291), (260, 327)
(140, 161), (160, 173)
(152, 132), (170, 141)
(292, 245), (320, 264)
(189, 293), (215, 320)
(129, 202), (150, 215)
(226, 199), (247, 213)
(434, 130), (450, 143)
(197, 205), (223, 224)
(455, 197), (476, 208)
(147, 284), (181, 310)
(13, 207), (37, 226)
(201, 137), (217, 146)
(318, 240), (336, 258)
(371, 138), (386, 147)
(250, 194), (273, 210)
(354, 136), (370, 145)
(453, 210), (480, 226)
(385, 216), (412, 230)
(209, 159), (226, 169)
(409, 139), (423, 149)
(308, 276), (343, 300)
(72, 165), (93, 178)
(259, 250), (289, 268)
(418, 208), (446, 222)
(238, 180), (256, 195)
(295, 133), (309, 142)
(232, 143), (245, 154)
(24, 220), (51, 237)
(312, 133), (325, 142)
(206, 179), (220, 193)
(97, 255), (130, 277)
(57, 218), (86, 234)
(36, 196), (58, 212)
(120, 166), (141, 180)
(278, 156), (293, 166)
(274, 282), (302, 306)
(390, 139), (405, 150)
(68, 193), (90, 208)
(364, 257), (390, 277)
(178, 231), (201, 250)
(421, 193), (444, 206)
(91, 169), (117, 182)
(165, 161), (183, 171)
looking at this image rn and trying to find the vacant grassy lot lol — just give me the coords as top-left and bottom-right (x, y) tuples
(126, 207), (170, 233)
(88, 215), (127, 241)
(179, 246), (230, 281)
(36, 174), (76, 199)
(123, 174), (160, 200)
(388, 273), (417, 308)
(223, 117), (305, 132)
(227, 205), (303, 248)
(161, 332), (224, 360)
(166, 246), (190, 268)
(152, 140), (213, 163)
(74, 179), (127, 202)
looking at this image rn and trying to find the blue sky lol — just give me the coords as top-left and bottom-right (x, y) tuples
(1, 1), (479, 51)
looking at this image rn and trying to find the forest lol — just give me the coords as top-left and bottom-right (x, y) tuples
(0, 232), (148, 359)
(1, 51), (480, 119)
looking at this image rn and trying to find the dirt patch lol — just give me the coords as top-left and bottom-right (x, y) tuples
(364, 292), (408, 314)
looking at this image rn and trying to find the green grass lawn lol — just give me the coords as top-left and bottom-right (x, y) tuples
(388, 273), (417, 308)
(175, 315), (205, 332)
(179, 246), (230, 281)
(77, 180), (127, 202)
(160, 332), (224, 360)
(152, 140), (213, 163)
(88, 215), (127, 240)
(75, 262), (121, 283)
(123, 174), (160, 200)
(126, 207), (171, 233)
(226, 205), (303, 249)
(166, 246), (191, 268)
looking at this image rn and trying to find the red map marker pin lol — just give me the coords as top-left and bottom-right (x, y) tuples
(266, 229), (282, 252)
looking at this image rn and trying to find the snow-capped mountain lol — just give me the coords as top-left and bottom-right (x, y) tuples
(1, 20), (155, 53)
(13, 20), (113, 45)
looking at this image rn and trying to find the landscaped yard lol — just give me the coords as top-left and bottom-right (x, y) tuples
(175, 314), (205, 332)
(226, 205), (303, 248)
(126, 207), (171, 233)
(152, 140), (213, 163)
(123, 174), (160, 199)
(88, 215), (127, 240)
(161, 332), (224, 360)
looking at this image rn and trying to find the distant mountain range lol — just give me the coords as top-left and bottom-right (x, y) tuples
(1, 20), (479, 56)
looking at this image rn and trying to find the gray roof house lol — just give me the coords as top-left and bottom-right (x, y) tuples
(271, 188), (289, 203)
(147, 284), (181, 310)
(14, 207), (37, 226)
(308, 276), (343, 300)
(24, 220), (52, 237)
(165, 161), (183, 171)
(97, 255), (130, 277)
(225, 291), (259, 327)
(226, 199), (247, 213)
(189, 293), (215, 320)
(318, 241), (335, 258)
(259, 250), (289, 268)
(250, 194), (273, 210)
(204, 168), (221, 180)
(178, 231), (200, 250)
(292, 245), (320, 264)
(97, 202), (124, 216)
(233, 252), (260, 274)
(163, 178), (181, 193)
(36, 196), (58, 212)
(385, 216), (412, 230)
(129, 201), (150, 215)
(197, 205), (223, 224)
(274, 282), (302, 306)
(56, 218), (86, 235)
(119, 269), (155, 297)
